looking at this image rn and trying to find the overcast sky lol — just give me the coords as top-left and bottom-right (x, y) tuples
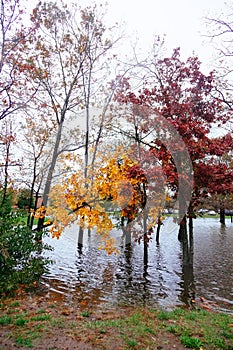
(103, 0), (228, 67)
(25, 0), (229, 69)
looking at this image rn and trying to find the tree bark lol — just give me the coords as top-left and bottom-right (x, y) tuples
(143, 211), (148, 267)
(178, 188), (188, 242)
(156, 215), (162, 245)
(77, 226), (84, 255)
(220, 207), (225, 225)
(37, 122), (63, 230)
(178, 215), (188, 242)
(1, 141), (10, 207)
(189, 215), (194, 255)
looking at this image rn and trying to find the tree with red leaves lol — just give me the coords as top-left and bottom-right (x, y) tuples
(113, 48), (233, 240)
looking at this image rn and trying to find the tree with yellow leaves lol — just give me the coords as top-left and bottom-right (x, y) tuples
(36, 146), (168, 255)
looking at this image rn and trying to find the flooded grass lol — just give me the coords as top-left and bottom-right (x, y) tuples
(0, 294), (233, 349)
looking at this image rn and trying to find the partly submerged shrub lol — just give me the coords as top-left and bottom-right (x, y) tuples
(0, 192), (52, 295)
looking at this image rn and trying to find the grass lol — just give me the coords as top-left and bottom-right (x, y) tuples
(80, 310), (90, 317)
(0, 314), (12, 325)
(10, 209), (51, 227)
(180, 335), (203, 349)
(160, 308), (233, 349)
(0, 296), (233, 349)
(15, 335), (33, 348)
(85, 307), (233, 349)
(31, 314), (51, 322)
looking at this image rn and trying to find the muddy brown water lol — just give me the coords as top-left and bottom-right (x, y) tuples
(41, 217), (233, 313)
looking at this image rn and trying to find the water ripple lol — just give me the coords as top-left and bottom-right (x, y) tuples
(42, 217), (233, 312)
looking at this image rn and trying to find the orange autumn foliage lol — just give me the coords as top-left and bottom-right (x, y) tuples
(36, 149), (168, 254)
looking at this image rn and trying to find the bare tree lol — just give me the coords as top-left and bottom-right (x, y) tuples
(205, 5), (233, 111)
(25, 1), (121, 229)
(0, 0), (39, 120)
(0, 120), (21, 205)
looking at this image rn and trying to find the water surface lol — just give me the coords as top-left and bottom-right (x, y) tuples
(42, 217), (233, 313)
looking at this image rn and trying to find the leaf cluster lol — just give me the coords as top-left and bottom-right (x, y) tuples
(37, 149), (160, 254)
(0, 191), (52, 295)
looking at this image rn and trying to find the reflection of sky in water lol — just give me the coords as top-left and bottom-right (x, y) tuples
(42, 217), (233, 313)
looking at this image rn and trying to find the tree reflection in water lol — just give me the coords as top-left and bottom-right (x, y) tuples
(42, 218), (233, 312)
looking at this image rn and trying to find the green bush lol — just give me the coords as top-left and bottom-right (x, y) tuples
(17, 188), (34, 209)
(0, 192), (52, 295)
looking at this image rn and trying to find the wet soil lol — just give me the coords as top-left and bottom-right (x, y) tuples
(0, 286), (187, 350)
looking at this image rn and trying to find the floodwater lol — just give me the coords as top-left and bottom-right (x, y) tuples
(42, 217), (233, 313)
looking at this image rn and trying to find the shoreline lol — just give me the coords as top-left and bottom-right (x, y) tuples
(1, 286), (233, 350)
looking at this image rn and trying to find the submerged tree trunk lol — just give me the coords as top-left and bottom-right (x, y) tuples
(180, 214), (195, 306)
(156, 215), (162, 245)
(220, 207), (225, 225)
(178, 215), (188, 242)
(77, 227), (84, 255)
(189, 216), (194, 255)
(181, 243), (195, 305)
(143, 211), (148, 267)
(121, 223), (131, 246)
(178, 193), (188, 242)
(188, 204), (195, 252)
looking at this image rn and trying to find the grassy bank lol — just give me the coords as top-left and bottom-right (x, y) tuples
(0, 293), (233, 349)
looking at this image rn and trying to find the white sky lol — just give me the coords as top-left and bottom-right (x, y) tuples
(25, 0), (228, 69)
(103, 0), (227, 67)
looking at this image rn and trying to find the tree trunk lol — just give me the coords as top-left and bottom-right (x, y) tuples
(180, 215), (195, 306)
(180, 243), (195, 306)
(220, 207), (225, 225)
(124, 243), (132, 266)
(91, 91), (114, 177)
(178, 215), (188, 242)
(189, 215), (194, 255)
(27, 171), (36, 227)
(30, 189), (41, 229)
(143, 211), (148, 267)
(1, 141), (10, 207)
(156, 216), (162, 245)
(37, 122), (63, 230)
(77, 226), (84, 254)
(122, 224), (131, 246)
(178, 192), (188, 242)
(84, 120), (89, 180)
